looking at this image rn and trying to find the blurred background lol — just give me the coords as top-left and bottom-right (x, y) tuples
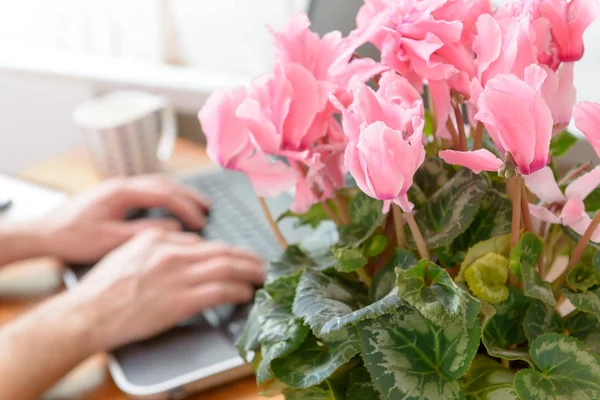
(0, 0), (598, 174)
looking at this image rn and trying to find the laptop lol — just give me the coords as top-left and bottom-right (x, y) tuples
(62, 167), (337, 399)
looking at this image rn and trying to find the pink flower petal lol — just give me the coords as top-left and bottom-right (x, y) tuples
(566, 166), (600, 200)
(439, 149), (503, 173)
(529, 203), (562, 224)
(394, 194), (414, 213)
(574, 101), (600, 157)
(560, 198), (587, 226)
(523, 166), (565, 204)
(428, 79), (452, 139)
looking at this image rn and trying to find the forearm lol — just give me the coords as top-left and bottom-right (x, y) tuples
(0, 291), (98, 400)
(0, 221), (52, 265)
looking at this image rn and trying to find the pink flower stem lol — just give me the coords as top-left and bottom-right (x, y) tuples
(405, 212), (429, 259)
(452, 102), (468, 151)
(331, 194), (350, 225)
(427, 89), (437, 133)
(569, 211), (600, 269)
(258, 197), (288, 249)
(508, 177), (523, 286)
(473, 122), (484, 151)
(445, 118), (461, 150)
(392, 204), (406, 248)
(520, 183), (534, 233)
(558, 162), (593, 185)
(356, 267), (373, 287)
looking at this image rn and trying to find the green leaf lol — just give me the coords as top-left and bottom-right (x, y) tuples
(332, 247), (368, 272)
(563, 225), (600, 249)
(282, 387), (334, 400)
(363, 235), (389, 258)
(396, 259), (480, 327)
(371, 249), (417, 302)
(349, 192), (383, 228)
(567, 261), (600, 292)
(265, 270), (302, 306)
(271, 328), (361, 388)
(457, 234), (511, 282)
(563, 287), (600, 321)
(408, 169), (488, 249)
(550, 130), (578, 157)
(510, 233), (556, 306)
(482, 287), (531, 363)
(413, 156), (457, 197)
(523, 299), (564, 343)
(235, 290), (267, 362)
(358, 305), (480, 400)
(423, 110), (435, 137)
(463, 252), (510, 304)
(514, 333), (600, 400)
(292, 271), (401, 337)
(461, 356), (517, 400)
(256, 297), (310, 385)
(566, 311), (600, 355)
(346, 365), (380, 400)
(278, 201), (334, 229)
(584, 187), (600, 213)
(268, 245), (315, 283)
(440, 190), (512, 267)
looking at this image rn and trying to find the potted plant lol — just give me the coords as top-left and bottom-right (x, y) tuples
(197, 0), (600, 398)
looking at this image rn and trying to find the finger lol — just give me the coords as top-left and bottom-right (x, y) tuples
(178, 185), (212, 212)
(185, 256), (265, 286)
(116, 182), (207, 229)
(119, 218), (183, 236)
(181, 281), (255, 314)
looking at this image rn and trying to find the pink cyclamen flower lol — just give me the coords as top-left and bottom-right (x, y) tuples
(198, 87), (297, 198)
(524, 166), (600, 242)
(538, 0), (600, 62)
(541, 63), (576, 134)
(330, 73), (423, 144)
(441, 64), (553, 176)
(574, 101), (600, 157)
(345, 119), (425, 213)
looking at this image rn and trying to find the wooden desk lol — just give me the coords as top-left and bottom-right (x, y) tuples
(0, 138), (279, 400)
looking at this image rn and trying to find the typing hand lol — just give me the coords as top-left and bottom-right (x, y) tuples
(39, 175), (210, 263)
(70, 229), (264, 350)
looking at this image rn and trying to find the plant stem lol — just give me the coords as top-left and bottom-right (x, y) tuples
(321, 199), (343, 226)
(510, 177), (522, 248)
(258, 197), (288, 248)
(356, 266), (372, 287)
(473, 121), (484, 150)
(452, 102), (468, 151)
(446, 118), (461, 150)
(558, 162), (593, 185)
(569, 211), (600, 268)
(501, 359), (510, 369)
(392, 203), (406, 248)
(331, 194), (350, 225)
(405, 212), (430, 259)
(520, 182), (533, 232)
(427, 87), (437, 133)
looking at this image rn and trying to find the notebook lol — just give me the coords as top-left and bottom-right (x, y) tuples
(0, 174), (68, 223)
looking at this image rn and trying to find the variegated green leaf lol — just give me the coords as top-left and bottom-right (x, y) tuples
(550, 129), (578, 157)
(357, 305), (481, 400)
(439, 190), (512, 267)
(482, 287), (531, 363)
(408, 169), (488, 249)
(349, 192), (383, 228)
(514, 333), (600, 400)
(293, 271), (401, 337)
(457, 235), (511, 282)
(563, 287), (600, 321)
(278, 200), (335, 229)
(396, 260), (480, 327)
(585, 187), (600, 212)
(371, 249), (417, 302)
(563, 226), (600, 249)
(566, 252), (600, 292)
(461, 356), (517, 400)
(282, 387), (334, 400)
(413, 156), (456, 197)
(268, 245), (315, 283)
(265, 270), (302, 306)
(236, 289), (268, 362)
(332, 247), (368, 272)
(523, 299), (564, 343)
(463, 252), (510, 304)
(510, 233), (556, 306)
(271, 328), (361, 388)
(346, 366), (380, 400)
(363, 235), (389, 257)
(566, 311), (600, 355)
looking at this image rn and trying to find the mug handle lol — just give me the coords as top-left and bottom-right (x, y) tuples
(156, 105), (177, 162)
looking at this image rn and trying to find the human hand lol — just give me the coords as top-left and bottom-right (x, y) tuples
(70, 228), (264, 351)
(39, 175), (210, 263)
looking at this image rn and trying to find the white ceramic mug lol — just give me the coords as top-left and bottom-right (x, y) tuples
(72, 90), (177, 178)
